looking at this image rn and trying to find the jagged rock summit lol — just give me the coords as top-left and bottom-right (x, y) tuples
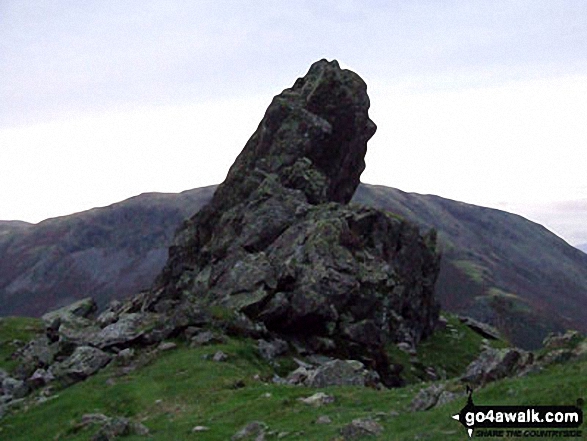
(8, 59), (440, 392)
(141, 59), (440, 384)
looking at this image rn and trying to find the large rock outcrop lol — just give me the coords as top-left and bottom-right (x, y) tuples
(141, 59), (440, 383)
(7, 60), (440, 393)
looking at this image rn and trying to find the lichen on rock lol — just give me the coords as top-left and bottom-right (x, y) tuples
(142, 59), (440, 386)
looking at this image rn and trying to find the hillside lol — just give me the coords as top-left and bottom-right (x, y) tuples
(353, 185), (587, 349)
(577, 243), (587, 254)
(1, 184), (586, 349)
(0, 186), (215, 316)
(0, 315), (585, 440)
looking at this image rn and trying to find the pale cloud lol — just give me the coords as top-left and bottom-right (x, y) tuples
(0, 0), (586, 246)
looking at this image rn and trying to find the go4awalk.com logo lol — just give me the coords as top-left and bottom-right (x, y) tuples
(451, 388), (584, 438)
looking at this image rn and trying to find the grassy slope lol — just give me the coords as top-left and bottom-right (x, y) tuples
(1, 318), (584, 440)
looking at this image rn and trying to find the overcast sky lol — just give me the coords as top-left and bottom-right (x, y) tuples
(1, 1), (586, 245)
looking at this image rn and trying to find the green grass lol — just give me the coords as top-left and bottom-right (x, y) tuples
(1, 316), (585, 440)
(0, 316), (43, 373)
(452, 260), (489, 286)
(2, 331), (583, 440)
(418, 314), (507, 380)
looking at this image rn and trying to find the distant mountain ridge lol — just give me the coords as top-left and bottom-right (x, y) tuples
(577, 243), (587, 253)
(1, 184), (586, 349)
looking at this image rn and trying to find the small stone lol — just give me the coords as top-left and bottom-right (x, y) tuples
(27, 368), (55, 389)
(131, 422), (150, 436)
(286, 366), (309, 385)
(157, 341), (177, 351)
(116, 348), (135, 364)
(232, 421), (267, 440)
(81, 413), (110, 425)
(298, 392), (335, 407)
(184, 326), (201, 339)
(316, 415), (332, 424)
(191, 330), (224, 347)
(192, 425), (210, 432)
(410, 384), (445, 412)
(258, 339), (288, 361)
(340, 418), (383, 439)
(212, 351), (228, 362)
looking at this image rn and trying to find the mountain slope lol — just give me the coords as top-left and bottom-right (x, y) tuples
(0, 186), (215, 316)
(577, 243), (587, 254)
(1, 184), (586, 348)
(353, 185), (587, 348)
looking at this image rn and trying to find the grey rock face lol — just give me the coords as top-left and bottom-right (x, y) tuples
(42, 297), (98, 332)
(340, 418), (383, 439)
(458, 316), (501, 340)
(94, 313), (157, 349)
(50, 346), (112, 384)
(136, 59), (440, 386)
(304, 359), (379, 388)
(409, 383), (460, 411)
(232, 421), (268, 440)
(461, 347), (533, 386)
(2, 377), (29, 399)
(257, 338), (288, 361)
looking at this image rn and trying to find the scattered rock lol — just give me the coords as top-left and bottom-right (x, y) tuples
(81, 413), (111, 425)
(115, 348), (135, 365)
(75, 413), (149, 441)
(461, 347), (533, 386)
(157, 341), (177, 352)
(304, 359), (380, 388)
(258, 338), (288, 361)
(50, 346), (112, 385)
(26, 368), (55, 389)
(286, 366), (310, 385)
(435, 315), (448, 331)
(11, 336), (59, 379)
(190, 330), (224, 346)
(192, 425), (210, 432)
(542, 330), (582, 350)
(94, 313), (163, 349)
(232, 421), (268, 440)
(2, 377), (29, 399)
(458, 316), (501, 340)
(574, 339), (587, 357)
(42, 297), (97, 332)
(298, 392), (335, 407)
(340, 418), (383, 439)
(212, 351), (228, 362)
(316, 415), (332, 424)
(410, 384), (446, 411)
